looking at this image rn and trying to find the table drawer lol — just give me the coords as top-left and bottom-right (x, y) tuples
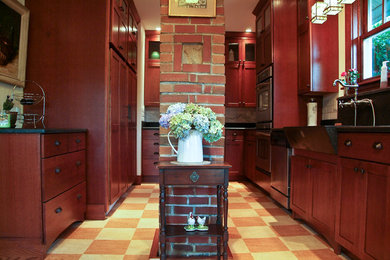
(42, 151), (86, 201)
(143, 139), (160, 158)
(163, 169), (226, 185)
(68, 133), (86, 152)
(41, 134), (69, 158)
(143, 129), (160, 140)
(142, 158), (159, 176)
(226, 130), (244, 141)
(44, 182), (86, 246)
(338, 133), (390, 164)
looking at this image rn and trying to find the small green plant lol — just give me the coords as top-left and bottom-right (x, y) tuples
(3, 95), (14, 111)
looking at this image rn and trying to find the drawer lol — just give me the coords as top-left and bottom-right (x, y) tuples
(41, 134), (68, 158)
(143, 139), (160, 158)
(226, 130), (244, 141)
(338, 133), (390, 164)
(142, 158), (159, 176)
(44, 182), (86, 246)
(143, 129), (160, 140)
(163, 169), (226, 185)
(68, 133), (86, 152)
(42, 151), (86, 201)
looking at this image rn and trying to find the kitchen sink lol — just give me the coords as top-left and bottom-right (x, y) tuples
(283, 126), (337, 154)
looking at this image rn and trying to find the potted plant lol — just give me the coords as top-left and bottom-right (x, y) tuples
(159, 103), (223, 164)
(2, 95), (17, 128)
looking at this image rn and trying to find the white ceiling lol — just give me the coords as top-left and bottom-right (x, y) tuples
(133, 0), (259, 32)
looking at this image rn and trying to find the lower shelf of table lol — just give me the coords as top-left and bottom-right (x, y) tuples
(164, 224), (225, 237)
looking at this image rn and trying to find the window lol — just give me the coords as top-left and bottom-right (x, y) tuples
(361, 0), (390, 79)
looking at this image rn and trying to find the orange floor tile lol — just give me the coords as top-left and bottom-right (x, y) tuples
(46, 182), (348, 259)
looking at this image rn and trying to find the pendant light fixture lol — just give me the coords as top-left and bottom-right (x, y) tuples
(337, 0), (356, 3)
(323, 0), (343, 15)
(311, 1), (328, 24)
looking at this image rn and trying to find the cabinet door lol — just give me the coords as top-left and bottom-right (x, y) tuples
(225, 41), (241, 107)
(335, 158), (363, 255)
(144, 34), (160, 107)
(361, 161), (390, 260)
(290, 155), (311, 218)
(311, 159), (336, 235)
(244, 140), (256, 180)
(225, 130), (244, 181)
(128, 69), (137, 185)
(242, 41), (256, 107)
(120, 61), (128, 192)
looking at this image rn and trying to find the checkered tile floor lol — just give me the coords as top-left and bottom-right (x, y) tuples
(46, 182), (346, 259)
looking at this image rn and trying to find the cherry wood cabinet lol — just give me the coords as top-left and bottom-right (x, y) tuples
(290, 150), (339, 250)
(254, 0), (272, 73)
(144, 30), (160, 107)
(25, 0), (139, 219)
(336, 133), (390, 259)
(225, 32), (256, 108)
(142, 128), (160, 182)
(0, 131), (86, 258)
(297, 0), (339, 94)
(244, 130), (256, 180)
(225, 129), (245, 180)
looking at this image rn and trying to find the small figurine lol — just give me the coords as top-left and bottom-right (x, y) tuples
(196, 216), (208, 231)
(184, 212), (196, 231)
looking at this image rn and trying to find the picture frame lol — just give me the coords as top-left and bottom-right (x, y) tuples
(0, 0), (30, 87)
(169, 0), (216, 17)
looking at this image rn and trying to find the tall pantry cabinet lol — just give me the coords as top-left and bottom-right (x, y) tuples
(25, 0), (139, 219)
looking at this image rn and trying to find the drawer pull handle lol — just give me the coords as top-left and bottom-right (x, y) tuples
(354, 167), (359, 172)
(55, 168), (61, 174)
(153, 162), (158, 165)
(373, 142), (383, 150)
(344, 139), (352, 147)
(75, 139), (81, 144)
(153, 142), (159, 146)
(76, 161), (82, 166)
(55, 207), (62, 214)
(360, 168), (366, 174)
(77, 194), (82, 200)
(55, 140), (61, 146)
(154, 152), (159, 155)
(306, 165), (312, 169)
(190, 171), (199, 183)
(153, 133), (159, 136)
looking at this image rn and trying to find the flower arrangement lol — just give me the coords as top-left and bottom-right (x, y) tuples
(159, 103), (223, 143)
(341, 69), (360, 85)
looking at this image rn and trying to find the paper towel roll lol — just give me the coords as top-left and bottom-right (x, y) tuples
(307, 101), (317, 126)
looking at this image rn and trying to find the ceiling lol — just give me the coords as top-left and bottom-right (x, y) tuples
(133, 0), (259, 32)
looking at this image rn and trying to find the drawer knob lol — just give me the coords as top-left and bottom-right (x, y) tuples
(75, 138), (81, 144)
(77, 194), (82, 200)
(153, 162), (158, 165)
(153, 142), (159, 146)
(154, 152), (159, 155)
(233, 132), (237, 136)
(373, 142), (383, 150)
(306, 164), (312, 169)
(55, 168), (62, 174)
(190, 171), (199, 183)
(153, 133), (159, 136)
(360, 168), (366, 174)
(354, 167), (359, 172)
(344, 139), (352, 147)
(76, 161), (82, 167)
(55, 140), (61, 146)
(55, 207), (62, 214)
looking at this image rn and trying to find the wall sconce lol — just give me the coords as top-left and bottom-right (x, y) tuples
(311, 2), (328, 24)
(324, 0), (343, 15)
(337, 0), (355, 3)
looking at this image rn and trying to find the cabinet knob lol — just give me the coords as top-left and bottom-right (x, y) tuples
(55, 167), (61, 174)
(153, 133), (159, 136)
(344, 139), (352, 147)
(354, 167), (359, 172)
(154, 152), (159, 155)
(233, 132), (237, 136)
(77, 194), (82, 200)
(55, 207), (62, 214)
(76, 161), (82, 167)
(153, 162), (158, 165)
(306, 164), (312, 169)
(55, 140), (61, 146)
(360, 168), (366, 174)
(373, 142), (383, 150)
(75, 138), (81, 144)
(119, 45), (124, 50)
(153, 142), (159, 146)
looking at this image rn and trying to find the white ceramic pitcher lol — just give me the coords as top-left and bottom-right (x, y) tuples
(168, 130), (203, 163)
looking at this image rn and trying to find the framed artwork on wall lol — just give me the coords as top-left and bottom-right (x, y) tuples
(169, 0), (216, 17)
(0, 0), (29, 87)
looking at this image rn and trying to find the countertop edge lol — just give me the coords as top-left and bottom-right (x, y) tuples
(0, 128), (88, 134)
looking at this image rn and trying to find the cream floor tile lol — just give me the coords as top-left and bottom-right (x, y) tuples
(123, 197), (149, 204)
(228, 197), (248, 203)
(259, 202), (279, 209)
(150, 193), (159, 198)
(227, 217), (235, 227)
(144, 203), (159, 210)
(137, 218), (159, 228)
(79, 255), (124, 260)
(111, 209), (143, 219)
(79, 220), (109, 228)
(280, 236), (329, 251)
(48, 239), (93, 254)
(96, 228), (135, 240)
(229, 209), (259, 218)
(261, 215), (299, 226)
(131, 189), (153, 193)
(228, 239), (250, 254)
(237, 226), (277, 238)
(125, 240), (153, 255)
(252, 251), (298, 260)
(248, 202), (264, 209)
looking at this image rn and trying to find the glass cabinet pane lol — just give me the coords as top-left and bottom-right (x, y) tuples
(149, 41), (160, 59)
(228, 43), (239, 61)
(245, 43), (255, 61)
(265, 5), (271, 28)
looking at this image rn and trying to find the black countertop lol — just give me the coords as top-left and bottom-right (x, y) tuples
(224, 123), (256, 129)
(0, 128), (87, 134)
(336, 125), (390, 133)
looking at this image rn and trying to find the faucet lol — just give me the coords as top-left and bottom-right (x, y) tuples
(333, 79), (376, 127)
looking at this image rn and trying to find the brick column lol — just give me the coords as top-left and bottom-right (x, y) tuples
(159, 0), (226, 257)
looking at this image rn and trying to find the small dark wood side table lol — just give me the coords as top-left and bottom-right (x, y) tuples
(157, 162), (231, 259)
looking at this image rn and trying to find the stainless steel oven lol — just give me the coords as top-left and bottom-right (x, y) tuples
(256, 66), (273, 125)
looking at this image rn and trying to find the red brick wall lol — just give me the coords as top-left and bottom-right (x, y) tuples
(159, 0), (226, 257)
